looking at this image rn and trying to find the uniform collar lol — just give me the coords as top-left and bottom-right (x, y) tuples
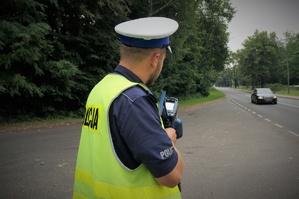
(113, 65), (144, 84)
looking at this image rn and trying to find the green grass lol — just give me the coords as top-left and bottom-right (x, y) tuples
(275, 89), (299, 96)
(179, 88), (226, 107)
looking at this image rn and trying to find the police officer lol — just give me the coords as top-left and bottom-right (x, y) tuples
(73, 17), (183, 199)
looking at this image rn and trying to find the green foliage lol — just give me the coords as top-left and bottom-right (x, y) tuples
(228, 30), (282, 89)
(152, 0), (235, 97)
(264, 83), (284, 92)
(284, 32), (299, 85)
(276, 87), (299, 97)
(223, 31), (299, 90)
(242, 31), (280, 88)
(0, 19), (53, 99)
(0, 0), (235, 122)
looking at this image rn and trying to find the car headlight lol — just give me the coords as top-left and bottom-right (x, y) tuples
(273, 95), (277, 99)
(257, 96), (263, 99)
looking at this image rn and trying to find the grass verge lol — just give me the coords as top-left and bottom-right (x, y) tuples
(0, 88), (226, 132)
(0, 117), (82, 133)
(275, 90), (299, 96)
(179, 88), (226, 108)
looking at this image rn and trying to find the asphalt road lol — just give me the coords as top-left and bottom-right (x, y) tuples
(216, 87), (299, 136)
(0, 123), (81, 199)
(0, 91), (299, 199)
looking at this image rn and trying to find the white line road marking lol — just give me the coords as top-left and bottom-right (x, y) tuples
(275, 124), (283, 128)
(228, 98), (299, 137)
(288, 131), (299, 137)
(265, 118), (272, 122)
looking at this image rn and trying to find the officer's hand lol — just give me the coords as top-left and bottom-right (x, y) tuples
(165, 127), (177, 145)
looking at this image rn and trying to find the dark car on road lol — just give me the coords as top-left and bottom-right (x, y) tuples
(251, 88), (277, 104)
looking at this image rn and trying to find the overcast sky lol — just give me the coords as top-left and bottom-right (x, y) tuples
(228, 0), (299, 52)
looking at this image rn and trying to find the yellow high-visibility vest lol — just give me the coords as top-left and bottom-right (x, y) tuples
(73, 73), (181, 199)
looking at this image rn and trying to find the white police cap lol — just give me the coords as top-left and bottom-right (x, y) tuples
(115, 17), (179, 52)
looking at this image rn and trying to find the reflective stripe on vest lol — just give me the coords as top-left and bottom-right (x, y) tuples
(73, 74), (181, 199)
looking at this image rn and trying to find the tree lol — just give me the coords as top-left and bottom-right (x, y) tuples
(151, 0), (235, 97)
(0, 0), (80, 120)
(284, 32), (299, 85)
(0, 0), (131, 121)
(226, 30), (299, 90)
(238, 30), (280, 89)
(43, 0), (131, 111)
(0, 0), (236, 122)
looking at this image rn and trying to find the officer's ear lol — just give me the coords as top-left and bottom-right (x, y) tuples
(150, 52), (161, 69)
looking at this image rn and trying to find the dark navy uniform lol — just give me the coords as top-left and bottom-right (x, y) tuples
(109, 65), (178, 178)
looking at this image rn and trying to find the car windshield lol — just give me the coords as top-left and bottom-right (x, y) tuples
(257, 89), (273, 94)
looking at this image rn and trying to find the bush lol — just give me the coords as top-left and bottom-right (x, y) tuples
(265, 83), (284, 91)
